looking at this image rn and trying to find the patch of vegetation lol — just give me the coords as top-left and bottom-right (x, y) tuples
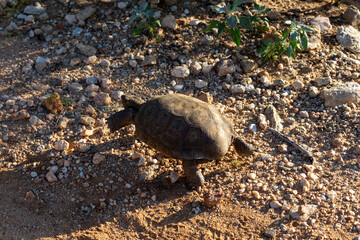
(3, 0), (29, 22)
(128, 2), (161, 37)
(257, 19), (313, 61)
(205, 0), (271, 47)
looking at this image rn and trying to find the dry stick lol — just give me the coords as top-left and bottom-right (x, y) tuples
(269, 127), (314, 163)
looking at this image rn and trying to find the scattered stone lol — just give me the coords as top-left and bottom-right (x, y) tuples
(141, 55), (157, 66)
(58, 117), (69, 129)
(12, 109), (30, 120)
(93, 153), (105, 164)
(267, 11), (282, 20)
(44, 93), (63, 114)
(238, 55), (258, 73)
(315, 77), (332, 87)
(230, 84), (245, 94)
(169, 170), (179, 183)
(265, 105), (283, 132)
(24, 3), (46, 15)
(216, 59), (235, 77)
(308, 26), (322, 50)
(290, 204), (318, 221)
(85, 84), (99, 92)
(309, 86), (319, 97)
(337, 25), (360, 53)
(35, 57), (50, 71)
(292, 80), (304, 91)
(190, 61), (202, 75)
(202, 64), (214, 74)
(264, 229), (276, 239)
(197, 92), (213, 103)
(80, 115), (96, 126)
(310, 16), (332, 31)
(118, 1), (128, 9)
(29, 115), (44, 126)
(343, 5), (360, 27)
(194, 79), (207, 89)
(55, 140), (69, 151)
(77, 44), (97, 56)
(94, 92), (111, 105)
(76, 6), (96, 22)
(162, 15), (177, 29)
(204, 189), (224, 208)
(65, 14), (77, 24)
(46, 171), (58, 183)
(25, 191), (36, 200)
(258, 114), (268, 129)
(270, 201), (282, 209)
(171, 66), (190, 78)
(68, 83), (83, 92)
(98, 75), (111, 89)
(322, 82), (360, 107)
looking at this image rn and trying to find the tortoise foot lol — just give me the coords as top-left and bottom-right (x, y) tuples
(182, 160), (205, 186)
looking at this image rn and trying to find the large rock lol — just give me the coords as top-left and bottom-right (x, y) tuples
(343, 5), (360, 27)
(321, 82), (360, 107)
(337, 25), (360, 53)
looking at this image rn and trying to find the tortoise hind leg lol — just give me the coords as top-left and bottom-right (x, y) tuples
(182, 160), (205, 186)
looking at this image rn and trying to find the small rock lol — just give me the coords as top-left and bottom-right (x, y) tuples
(57, 117), (68, 129)
(162, 15), (177, 29)
(30, 171), (38, 178)
(94, 92), (111, 106)
(190, 61), (202, 75)
(77, 44), (97, 56)
(194, 79), (207, 89)
(46, 171), (58, 183)
(118, 1), (128, 9)
(169, 170), (179, 183)
(290, 204), (318, 221)
(68, 83), (83, 92)
(337, 25), (360, 53)
(24, 3), (46, 15)
(29, 115), (44, 126)
(111, 90), (124, 100)
(267, 11), (282, 20)
(270, 201), (282, 209)
(98, 75), (111, 89)
(171, 66), (190, 78)
(230, 84), (245, 94)
(197, 92), (213, 103)
(264, 229), (276, 239)
(25, 191), (36, 200)
(76, 6), (96, 22)
(217, 59), (235, 77)
(100, 59), (111, 68)
(204, 189), (224, 208)
(65, 14), (77, 24)
(238, 55), (258, 73)
(343, 5), (360, 27)
(93, 153), (105, 164)
(258, 114), (268, 129)
(80, 115), (96, 126)
(292, 80), (304, 91)
(265, 105), (283, 132)
(85, 84), (99, 92)
(321, 82), (360, 107)
(12, 109), (30, 120)
(141, 55), (157, 66)
(310, 16), (332, 31)
(202, 64), (214, 74)
(55, 140), (69, 151)
(315, 77), (332, 87)
(309, 86), (319, 97)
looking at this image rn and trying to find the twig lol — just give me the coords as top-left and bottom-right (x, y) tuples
(269, 127), (314, 163)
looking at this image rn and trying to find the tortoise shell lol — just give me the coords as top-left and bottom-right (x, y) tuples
(133, 94), (234, 160)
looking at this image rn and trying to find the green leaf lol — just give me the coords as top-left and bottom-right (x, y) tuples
(285, 46), (293, 57)
(205, 20), (219, 31)
(301, 26), (313, 32)
(300, 33), (308, 50)
(230, 28), (241, 47)
(290, 31), (298, 42)
(128, 15), (137, 24)
(239, 16), (253, 31)
(218, 22), (226, 36)
(132, 28), (142, 36)
(227, 15), (238, 29)
(139, 2), (148, 11)
(233, 0), (247, 8)
(154, 19), (161, 27)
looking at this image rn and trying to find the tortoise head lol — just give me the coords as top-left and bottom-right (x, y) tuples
(121, 95), (144, 110)
(233, 137), (255, 156)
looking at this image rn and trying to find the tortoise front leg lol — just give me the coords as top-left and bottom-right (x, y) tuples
(182, 160), (205, 186)
(106, 108), (137, 132)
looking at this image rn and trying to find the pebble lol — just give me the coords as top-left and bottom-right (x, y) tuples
(55, 140), (69, 151)
(194, 79), (207, 89)
(169, 170), (180, 183)
(46, 171), (58, 183)
(30, 171), (38, 178)
(94, 92), (111, 105)
(217, 59), (235, 77)
(162, 15), (177, 30)
(29, 115), (44, 126)
(93, 153), (105, 164)
(171, 66), (190, 78)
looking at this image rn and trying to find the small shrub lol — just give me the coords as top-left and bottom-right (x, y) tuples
(257, 19), (313, 61)
(4, 0), (29, 21)
(128, 2), (161, 36)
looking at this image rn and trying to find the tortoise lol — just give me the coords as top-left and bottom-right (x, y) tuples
(107, 94), (254, 186)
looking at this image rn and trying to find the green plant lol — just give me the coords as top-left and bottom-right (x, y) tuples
(3, 0), (29, 22)
(205, 0), (271, 47)
(128, 2), (161, 36)
(61, 98), (73, 105)
(205, 0), (246, 47)
(240, 2), (271, 31)
(257, 19), (313, 61)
